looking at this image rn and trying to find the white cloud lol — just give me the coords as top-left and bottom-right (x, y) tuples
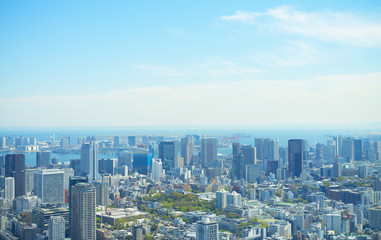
(222, 6), (381, 47)
(0, 72), (380, 127)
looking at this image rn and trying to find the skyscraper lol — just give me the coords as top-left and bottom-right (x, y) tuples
(113, 136), (120, 147)
(5, 154), (25, 197)
(68, 176), (88, 236)
(0, 137), (5, 150)
(353, 139), (363, 161)
(201, 138), (217, 168)
(128, 136), (136, 146)
(92, 180), (109, 206)
(80, 141), (99, 181)
(159, 141), (177, 172)
(241, 145), (256, 165)
(216, 189), (227, 209)
(71, 183), (96, 240)
(132, 153), (152, 175)
(36, 151), (51, 168)
(60, 136), (70, 150)
(49, 216), (65, 240)
(151, 158), (163, 181)
(288, 139), (303, 178)
(34, 169), (64, 204)
(196, 217), (219, 240)
(181, 137), (194, 166)
(232, 143), (245, 180)
(255, 138), (279, 160)
(4, 177), (15, 201)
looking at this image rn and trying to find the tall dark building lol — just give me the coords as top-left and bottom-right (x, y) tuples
(5, 154), (26, 197)
(68, 176), (88, 236)
(288, 139), (303, 178)
(353, 139), (362, 161)
(241, 145), (256, 165)
(133, 153), (153, 175)
(36, 151), (51, 168)
(159, 141), (177, 172)
(232, 143), (245, 180)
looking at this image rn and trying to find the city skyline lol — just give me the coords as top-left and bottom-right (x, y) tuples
(0, 1), (380, 127)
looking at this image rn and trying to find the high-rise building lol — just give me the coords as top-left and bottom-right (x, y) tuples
(118, 151), (133, 168)
(132, 153), (152, 175)
(128, 136), (136, 147)
(60, 137), (70, 150)
(333, 162), (342, 178)
(36, 151), (51, 168)
(49, 216), (65, 240)
(32, 206), (69, 236)
(201, 138), (217, 168)
(80, 141), (99, 181)
(133, 225), (143, 240)
(325, 213), (341, 234)
(34, 169), (64, 204)
(98, 158), (116, 175)
(3, 177), (14, 201)
(353, 139), (362, 161)
(181, 137), (194, 166)
(152, 158), (163, 182)
(113, 136), (120, 147)
(342, 137), (354, 162)
(71, 183), (96, 240)
(255, 138), (279, 161)
(241, 145), (256, 165)
(159, 141), (177, 172)
(0, 137), (5, 150)
(196, 217), (219, 240)
(288, 139), (303, 178)
(70, 159), (81, 176)
(216, 189), (228, 209)
(232, 143), (245, 180)
(92, 181), (109, 206)
(68, 176), (88, 235)
(5, 154), (25, 197)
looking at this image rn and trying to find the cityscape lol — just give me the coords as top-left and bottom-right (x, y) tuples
(1, 1), (381, 240)
(0, 132), (380, 240)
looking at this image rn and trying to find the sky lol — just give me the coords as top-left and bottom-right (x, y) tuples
(0, 1), (381, 127)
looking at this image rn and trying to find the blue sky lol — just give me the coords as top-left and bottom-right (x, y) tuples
(0, 1), (381, 127)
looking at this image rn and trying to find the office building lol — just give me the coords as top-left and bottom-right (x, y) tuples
(159, 141), (177, 172)
(353, 139), (362, 161)
(196, 217), (219, 240)
(342, 138), (354, 162)
(201, 138), (217, 168)
(241, 145), (256, 165)
(49, 216), (65, 240)
(70, 159), (81, 176)
(98, 158), (116, 175)
(133, 153), (152, 175)
(0, 137), (5, 150)
(181, 137), (194, 166)
(5, 154), (25, 197)
(113, 136), (120, 147)
(288, 139), (303, 178)
(80, 141), (100, 181)
(232, 143), (245, 180)
(151, 158), (163, 181)
(325, 213), (341, 234)
(32, 206), (69, 236)
(92, 181), (109, 206)
(36, 151), (51, 168)
(3, 177), (14, 201)
(71, 183), (96, 240)
(255, 138), (279, 161)
(216, 189), (228, 209)
(34, 169), (64, 204)
(68, 176), (88, 234)
(133, 225), (143, 240)
(128, 136), (136, 146)
(118, 151), (132, 168)
(60, 137), (70, 150)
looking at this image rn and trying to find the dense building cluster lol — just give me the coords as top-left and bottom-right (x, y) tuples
(0, 133), (380, 240)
